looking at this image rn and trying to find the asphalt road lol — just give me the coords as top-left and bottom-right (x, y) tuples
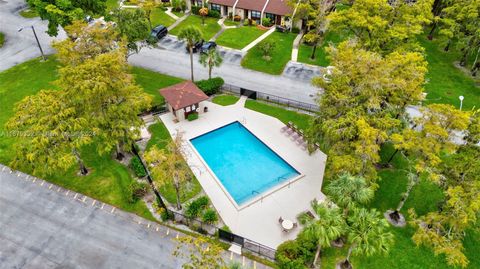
(130, 37), (321, 105)
(0, 0), (65, 71)
(0, 165), (267, 269)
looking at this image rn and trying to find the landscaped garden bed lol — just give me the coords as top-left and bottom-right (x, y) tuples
(241, 32), (297, 75)
(216, 26), (266, 50)
(169, 15), (221, 41)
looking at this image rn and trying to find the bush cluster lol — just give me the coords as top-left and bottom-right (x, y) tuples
(195, 77), (225, 95)
(202, 208), (218, 224)
(187, 112), (199, 121)
(262, 17), (273, 27)
(130, 156), (147, 178)
(128, 181), (149, 203)
(185, 196), (213, 220)
(275, 231), (317, 269)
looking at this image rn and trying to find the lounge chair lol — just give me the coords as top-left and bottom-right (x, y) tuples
(279, 217), (284, 224)
(293, 222), (298, 228)
(280, 122), (292, 133)
(290, 132), (300, 141)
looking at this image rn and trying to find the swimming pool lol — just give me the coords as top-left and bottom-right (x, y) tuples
(190, 121), (300, 206)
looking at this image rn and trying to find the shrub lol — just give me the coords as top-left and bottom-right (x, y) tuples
(195, 77), (225, 95)
(262, 17), (272, 27)
(233, 15), (241, 21)
(275, 231), (317, 269)
(291, 27), (301, 34)
(243, 19), (249, 26)
(187, 112), (198, 121)
(128, 181), (148, 203)
(202, 208), (218, 224)
(258, 40), (276, 60)
(192, 5), (201, 15)
(195, 196), (210, 209)
(199, 7), (209, 16)
(130, 156), (147, 178)
(251, 20), (257, 26)
(209, 9), (220, 18)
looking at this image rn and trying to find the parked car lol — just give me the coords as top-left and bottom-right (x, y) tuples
(185, 39), (204, 53)
(200, 41), (217, 53)
(150, 25), (168, 40)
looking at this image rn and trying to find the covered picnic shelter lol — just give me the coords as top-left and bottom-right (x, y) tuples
(159, 81), (209, 121)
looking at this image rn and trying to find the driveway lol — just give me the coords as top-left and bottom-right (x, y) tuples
(0, 164), (269, 269)
(0, 0), (65, 71)
(130, 43), (321, 105)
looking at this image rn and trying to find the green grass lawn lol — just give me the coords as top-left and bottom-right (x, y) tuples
(211, 94), (240, 106)
(172, 10), (185, 18)
(131, 66), (183, 106)
(146, 122), (202, 205)
(151, 7), (176, 27)
(320, 143), (479, 269)
(106, 0), (119, 10)
(19, 9), (38, 18)
(216, 26), (266, 50)
(169, 15), (222, 41)
(420, 36), (480, 110)
(0, 57), (184, 220)
(223, 20), (239, 27)
(241, 32), (297, 75)
(298, 30), (345, 67)
(244, 100), (312, 130)
(0, 32), (4, 48)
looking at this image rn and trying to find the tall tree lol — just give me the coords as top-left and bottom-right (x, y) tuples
(439, 0), (480, 72)
(144, 133), (191, 210)
(6, 90), (92, 176)
(325, 173), (374, 217)
(135, 0), (160, 31)
(27, 0), (106, 36)
(409, 144), (480, 268)
(54, 22), (152, 159)
(388, 104), (470, 223)
(328, 0), (434, 54)
(339, 208), (394, 269)
(173, 236), (227, 269)
(178, 26), (203, 81)
(299, 201), (346, 268)
(111, 8), (151, 57)
(199, 48), (223, 79)
(309, 41), (427, 183)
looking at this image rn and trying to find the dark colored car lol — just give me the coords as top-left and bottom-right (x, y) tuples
(200, 41), (217, 53)
(186, 39), (204, 53)
(150, 25), (168, 40)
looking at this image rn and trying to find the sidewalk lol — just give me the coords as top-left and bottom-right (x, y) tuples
(241, 27), (275, 53)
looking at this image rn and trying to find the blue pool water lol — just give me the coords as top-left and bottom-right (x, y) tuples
(190, 122), (299, 205)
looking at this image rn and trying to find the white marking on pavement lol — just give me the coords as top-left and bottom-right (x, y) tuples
(101, 203), (105, 209)
(33, 178), (36, 183)
(48, 184), (53, 189)
(40, 181), (45, 186)
(254, 261), (257, 269)
(111, 207), (115, 213)
(57, 187), (61, 192)
(176, 232), (179, 239)
(230, 252), (233, 260)
(74, 193), (78, 199)
(147, 223), (151, 228)
(166, 229), (170, 235)
(156, 227), (159, 232)
(92, 200), (96, 206)
(65, 190), (70, 196)
(82, 196), (87, 202)
(243, 256), (245, 266)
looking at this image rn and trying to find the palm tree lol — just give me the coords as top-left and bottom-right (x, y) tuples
(199, 48), (223, 79)
(143, 133), (190, 210)
(340, 208), (394, 269)
(299, 200), (346, 268)
(325, 173), (374, 217)
(178, 26), (202, 81)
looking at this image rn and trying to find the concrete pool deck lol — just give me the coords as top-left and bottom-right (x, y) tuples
(159, 97), (327, 248)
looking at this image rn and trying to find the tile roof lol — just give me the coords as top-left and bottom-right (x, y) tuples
(159, 81), (209, 110)
(208, 0), (237, 6)
(264, 0), (292, 16)
(235, 0), (266, 11)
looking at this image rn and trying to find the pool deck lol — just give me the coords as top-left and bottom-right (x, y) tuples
(159, 97), (327, 249)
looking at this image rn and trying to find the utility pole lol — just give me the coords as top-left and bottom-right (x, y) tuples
(18, 25), (46, 61)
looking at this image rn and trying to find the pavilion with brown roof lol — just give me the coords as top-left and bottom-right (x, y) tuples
(159, 81), (209, 121)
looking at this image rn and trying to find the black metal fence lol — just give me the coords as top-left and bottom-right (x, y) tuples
(221, 83), (320, 112)
(170, 210), (277, 260)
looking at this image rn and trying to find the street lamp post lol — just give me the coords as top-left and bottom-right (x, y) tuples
(18, 25), (46, 61)
(459, 95), (464, 111)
